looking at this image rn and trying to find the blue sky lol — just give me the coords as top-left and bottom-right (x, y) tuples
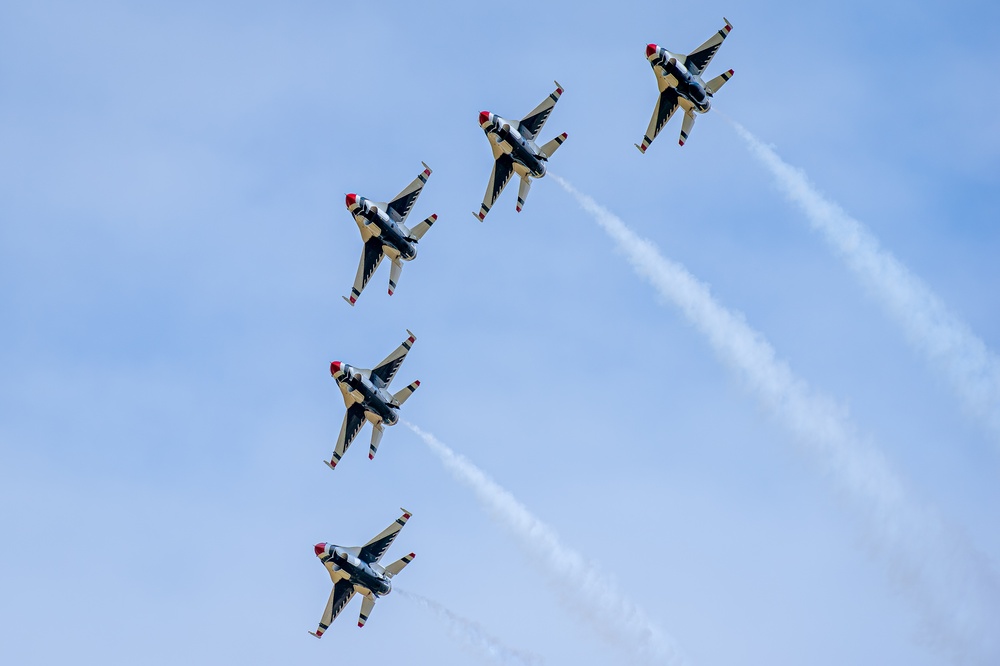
(2, 1), (998, 664)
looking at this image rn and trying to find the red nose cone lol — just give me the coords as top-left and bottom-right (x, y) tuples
(345, 193), (358, 208)
(330, 361), (342, 375)
(479, 111), (491, 127)
(314, 543), (326, 556)
(646, 43), (658, 58)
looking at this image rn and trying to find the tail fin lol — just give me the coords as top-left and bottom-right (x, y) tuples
(358, 596), (376, 628)
(369, 423), (384, 460)
(408, 213), (437, 241)
(705, 69), (735, 95)
(539, 132), (568, 159)
(679, 112), (696, 146)
(391, 380), (420, 407)
(516, 177), (531, 213)
(384, 552), (415, 577)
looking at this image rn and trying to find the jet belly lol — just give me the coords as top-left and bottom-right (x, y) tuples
(654, 51), (710, 113)
(358, 209), (416, 261)
(331, 551), (391, 597)
(338, 375), (399, 425)
(492, 125), (546, 178)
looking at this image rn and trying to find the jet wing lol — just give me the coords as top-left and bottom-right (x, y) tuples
(518, 81), (564, 141)
(331, 404), (366, 468)
(635, 88), (680, 153)
(684, 18), (732, 76)
(385, 163), (432, 225)
(475, 154), (515, 221)
(310, 579), (356, 638)
(359, 508), (412, 564)
(370, 330), (416, 388)
(345, 238), (385, 306)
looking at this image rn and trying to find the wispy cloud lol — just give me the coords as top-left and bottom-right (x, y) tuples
(397, 588), (543, 666)
(406, 422), (689, 666)
(553, 175), (1000, 664)
(729, 119), (1000, 443)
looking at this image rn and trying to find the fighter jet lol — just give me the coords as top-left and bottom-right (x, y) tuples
(310, 508), (416, 637)
(325, 330), (419, 470)
(636, 18), (735, 152)
(343, 163), (437, 306)
(474, 81), (568, 221)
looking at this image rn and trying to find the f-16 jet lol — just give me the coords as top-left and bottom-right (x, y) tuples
(343, 163), (437, 306)
(325, 331), (419, 470)
(309, 508), (416, 637)
(636, 18), (735, 152)
(474, 81), (568, 221)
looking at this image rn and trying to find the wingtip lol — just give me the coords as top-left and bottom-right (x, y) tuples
(387, 288), (394, 296)
(324, 459), (337, 470)
(634, 143), (647, 154)
(406, 328), (416, 340)
(413, 379), (420, 387)
(309, 630), (323, 639)
(368, 453), (374, 460)
(421, 160), (432, 174)
(342, 295), (356, 306)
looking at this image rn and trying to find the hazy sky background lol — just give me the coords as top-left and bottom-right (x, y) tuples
(2, 1), (998, 664)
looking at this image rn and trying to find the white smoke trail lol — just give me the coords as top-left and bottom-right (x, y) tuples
(396, 588), (543, 666)
(728, 119), (1000, 442)
(405, 422), (689, 666)
(552, 174), (1000, 664)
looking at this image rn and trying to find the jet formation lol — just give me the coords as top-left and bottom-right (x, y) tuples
(316, 19), (736, 637)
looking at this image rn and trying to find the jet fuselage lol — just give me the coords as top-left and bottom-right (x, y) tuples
(481, 112), (547, 178)
(648, 46), (712, 113)
(315, 543), (392, 598)
(330, 362), (399, 426)
(346, 194), (418, 261)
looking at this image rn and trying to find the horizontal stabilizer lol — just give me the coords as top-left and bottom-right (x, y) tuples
(384, 552), (415, 577)
(408, 213), (437, 241)
(392, 380), (420, 407)
(388, 258), (403, 297)
(539, 132), (568, 159)
(516, 177), (531, 213)
(369, 423), (384, 460)
(705, 69), (734, 95)
(358, 596), (376, 628)
(679, 112), (696, 146)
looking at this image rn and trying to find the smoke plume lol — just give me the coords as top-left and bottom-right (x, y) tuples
(729, 119), (1000, 443)
(406, 422), (689, 666)
(553, 174), (1000, 664)
(397, 588), (543, 666)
